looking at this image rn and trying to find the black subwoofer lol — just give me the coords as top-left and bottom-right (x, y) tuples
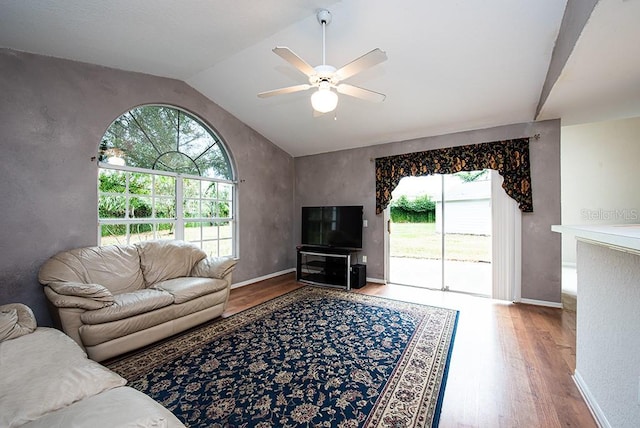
(350, 264), (366, 289)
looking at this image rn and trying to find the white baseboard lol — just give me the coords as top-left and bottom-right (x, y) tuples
(573, 370), (610, 428)
(231, 269), (386, 289)
(517, 298), (563, 309)
(231, 268), (295, 289)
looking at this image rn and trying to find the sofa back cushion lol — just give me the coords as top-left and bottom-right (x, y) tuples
(38, 245), (145, 294)
(135, 240), (207, 285)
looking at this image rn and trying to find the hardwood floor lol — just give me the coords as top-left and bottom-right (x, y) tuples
(224, 273), (596, 428)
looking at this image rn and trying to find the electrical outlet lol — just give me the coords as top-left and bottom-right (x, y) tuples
(363, 219), (368, 227)
(362, 255), (367, 263)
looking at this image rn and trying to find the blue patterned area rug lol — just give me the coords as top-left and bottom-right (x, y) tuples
(107, 286), (459, 427)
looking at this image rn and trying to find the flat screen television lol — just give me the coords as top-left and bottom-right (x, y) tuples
(301, 205), (363, 250)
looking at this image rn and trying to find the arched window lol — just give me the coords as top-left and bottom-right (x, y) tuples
(97, 105), (236, 257)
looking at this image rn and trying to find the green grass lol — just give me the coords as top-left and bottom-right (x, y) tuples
(390, 222), (491, 262)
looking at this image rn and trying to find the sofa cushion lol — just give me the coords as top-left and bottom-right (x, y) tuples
(20, 386), (185, 428)
(80, 289), (174, 325)
(48, 281), (114, 303)
(79, 304), (178, 347)
(136, 240), (207, 285)
(0, 309), (18, 341)
(0, 328), (126, 428)
(0, 304), (37, 342)
(154, 277), (228, 304)
(191, 257), (237, 279)
(39, 244), (145, 294)
(44, 287), (114, 310)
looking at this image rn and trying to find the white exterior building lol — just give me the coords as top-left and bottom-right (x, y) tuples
(434, 179), (491, 235)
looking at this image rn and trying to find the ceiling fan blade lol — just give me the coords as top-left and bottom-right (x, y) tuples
(334, 48), (387, 81)
(336, 84), (386, 102)
(273, 47), (316, 77)
(258, 84), (311, 98)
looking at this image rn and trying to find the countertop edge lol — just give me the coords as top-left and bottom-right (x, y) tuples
(552, 224), (640, 254)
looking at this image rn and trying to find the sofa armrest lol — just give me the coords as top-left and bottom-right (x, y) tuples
(0, 303), (37, 342)
(191, 257), (238, 280)
(44, 283), (114, 310)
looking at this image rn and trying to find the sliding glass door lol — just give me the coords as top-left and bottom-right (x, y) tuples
(442, 172), (492, 294)
(387, 174), (443, 289)
(387, 170), (492, 296)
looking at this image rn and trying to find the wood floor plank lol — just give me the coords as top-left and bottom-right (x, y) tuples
(225, 274), (597, 427)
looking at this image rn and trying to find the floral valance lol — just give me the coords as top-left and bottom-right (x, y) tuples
(375, 138), (532, 214)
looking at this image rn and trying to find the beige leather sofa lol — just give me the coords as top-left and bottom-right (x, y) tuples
(0, 303), (185, 427)
(38, 239), (237, 362)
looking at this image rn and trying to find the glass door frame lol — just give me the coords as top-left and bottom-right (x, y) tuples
(385, 171), (494, 296)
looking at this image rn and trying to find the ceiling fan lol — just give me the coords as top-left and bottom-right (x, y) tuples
(258, 9), (387, 114)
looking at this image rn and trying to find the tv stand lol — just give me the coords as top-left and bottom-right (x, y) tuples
(296, 246), (354, 290)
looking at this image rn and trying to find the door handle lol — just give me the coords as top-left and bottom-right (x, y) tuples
(387, 219), (391, 234)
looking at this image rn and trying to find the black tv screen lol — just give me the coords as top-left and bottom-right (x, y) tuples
(301, 205), (363, 249)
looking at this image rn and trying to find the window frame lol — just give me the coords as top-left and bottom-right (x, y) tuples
(97, 105), (237, 258)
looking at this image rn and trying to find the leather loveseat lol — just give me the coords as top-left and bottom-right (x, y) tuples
(0, 303), (185, 427)
(38, 239), (237, 362)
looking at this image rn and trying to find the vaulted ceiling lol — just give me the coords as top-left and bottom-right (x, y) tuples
(1, 0), (638, 156)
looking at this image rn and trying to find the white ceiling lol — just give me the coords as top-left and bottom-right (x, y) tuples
(1, 0), (638, 157)
(537, 0), (640, 125)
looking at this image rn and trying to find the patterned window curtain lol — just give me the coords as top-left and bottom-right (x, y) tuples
(375, 138), (532, 214)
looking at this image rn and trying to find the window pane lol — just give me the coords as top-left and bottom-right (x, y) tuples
(226, 200), (233, 218)
(218, 239), (233, 257)
(218, 183), (232, 200)
(219, 221), (232, 239)
(201, 181), (216, 200)
(184, 200), (200, 218)
(100, 224), (127, 245)
(99, 195), (127, 218)
(99, 169), (126, 193)
(219, 183), (233, 218)
(130, 197), (152, 218)
(154, 176), (175, 197)
(183, 179), (200, 198)
(157, 223), (176, 240)
(201, 201), (214, 218)
(156, 152), (199, 175)
(155, 197), (176, 218)
(203, 223), (218, 240)
(199, 144), (232, 180)
(215, 201), (230, 218)
(202, 240), (219, 257)
(184, 222), (202, 241)
(129, 173), (152, 195)
(100, 105), (232, 179)
(129, 223), (154, 242)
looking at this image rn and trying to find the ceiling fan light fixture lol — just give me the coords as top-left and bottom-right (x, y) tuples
(258, 8), (387, 114)
(311, 86), (338, 113)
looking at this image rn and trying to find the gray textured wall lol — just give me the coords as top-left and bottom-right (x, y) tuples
(0, 49), (294, 325)
(576, 240), (640, 427)
(0, 48), (562, 326)
(295, 120), (561, 303)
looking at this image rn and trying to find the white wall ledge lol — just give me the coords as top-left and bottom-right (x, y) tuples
(552, 224), (640, 254)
